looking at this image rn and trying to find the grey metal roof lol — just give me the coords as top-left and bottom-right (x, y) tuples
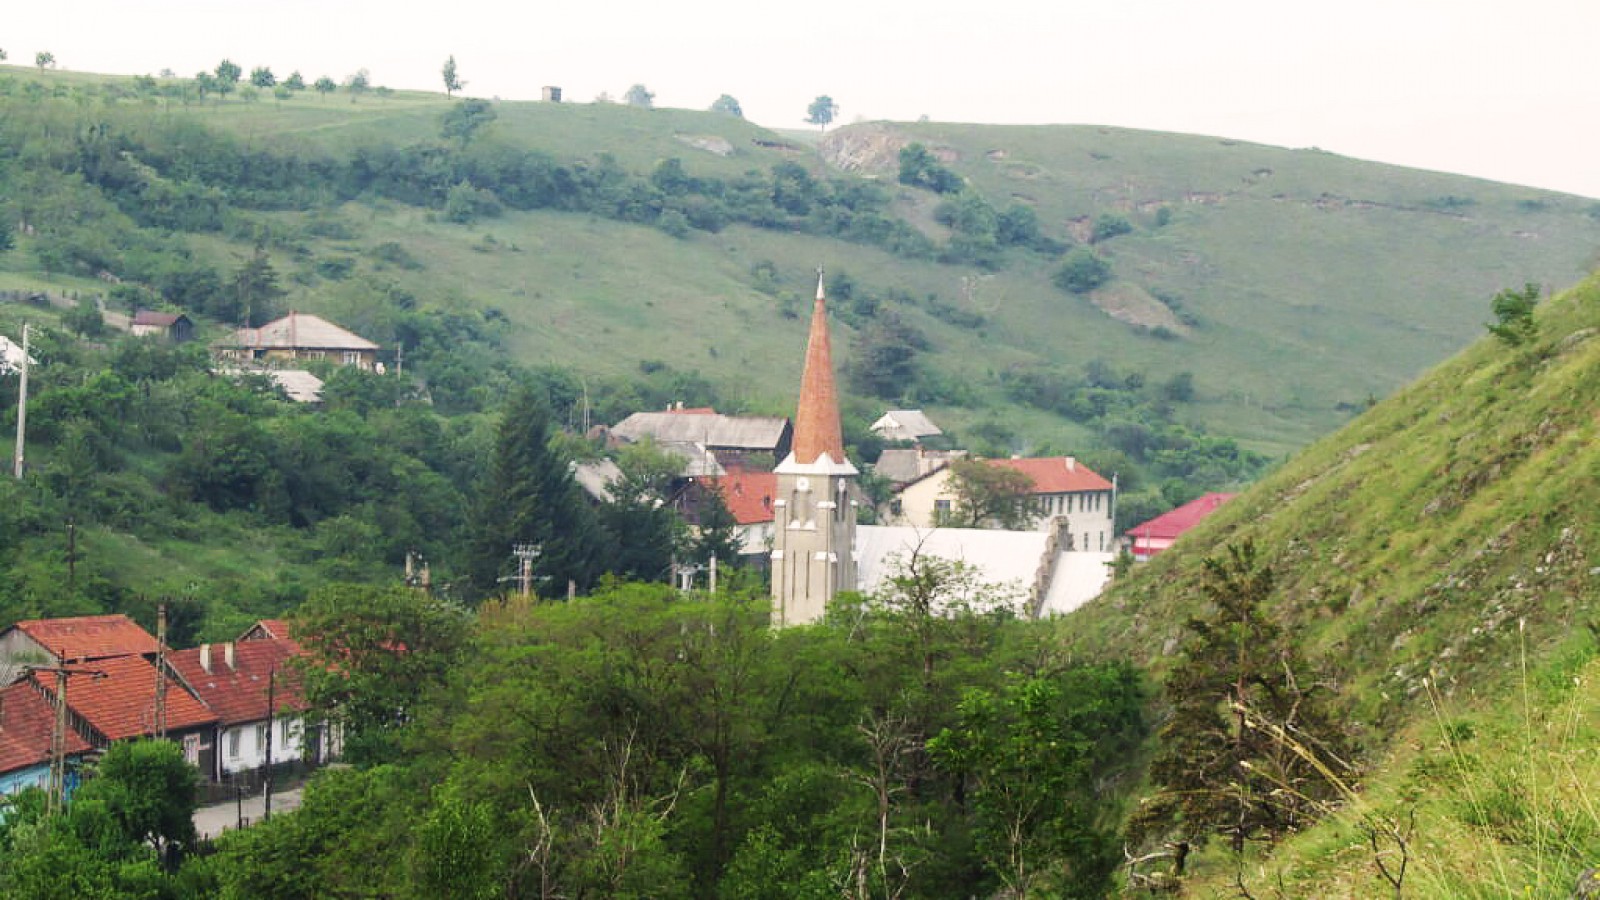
(221, 313), (379, 352)
(611, 411), (790, 451)
(268, 370), (325, 403)
(572, 459), (625, 503)
(871, 409), (943, 440)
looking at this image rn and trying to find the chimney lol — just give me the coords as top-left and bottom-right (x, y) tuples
(200, 644), (212, 674)
(224, 641), (236, 670)
(1065, 457), (1076, 472)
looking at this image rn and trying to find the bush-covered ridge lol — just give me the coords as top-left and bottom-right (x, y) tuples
(1063, 274), (1600, 893)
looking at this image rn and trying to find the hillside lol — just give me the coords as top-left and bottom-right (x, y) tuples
(2, 65), (1597, 471)
(1059, 273), (1600, 895)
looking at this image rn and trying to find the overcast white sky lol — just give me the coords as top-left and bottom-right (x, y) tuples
(8, 0), (1599, 197)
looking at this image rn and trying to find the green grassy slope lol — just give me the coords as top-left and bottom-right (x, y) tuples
(3, 65), (1599, 464)
(1058, 274), (1600, 894)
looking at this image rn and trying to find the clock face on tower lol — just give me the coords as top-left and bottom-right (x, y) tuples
(795, 477), (811, 492)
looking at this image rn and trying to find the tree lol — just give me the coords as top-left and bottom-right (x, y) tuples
(930, 667), (1142, 897)
(346, 68), (371, 101)
(944, 458), (1036, 529)
(624, 83), (654, 108)
(0, 49), (7, 61)
(1131, 542), (1350, 857)
(847, 311), (924, 400)
(214, 59), (241, 95)
(249, 66), (275, 88)
(439, 97), (496, 144)
(292, 583), (470, 764)
(1487, 281), (1540, 347)
(441, 55), (463, 97)
(35, 51), (55, 70)
(1090, 212), (1132, 242)
(314, 75), (336, 97)
(1053, 247), (1112, 294)
(284, 70), (305, 91)
(466, 384), (613, 597)
(710, 94), (743, 118)
(225, 244), (286, 326)
(806, 95), (838, 130)
(898, 143), (962, 193)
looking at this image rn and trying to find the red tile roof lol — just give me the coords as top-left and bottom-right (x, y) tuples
(8, 615), (159, 663)
(665, 406), (717, 415)
(239, 619), (300, 651)
(984, 457), (1113, 495)
(0, 682), (93, 776)
(168, 641), (307, 727)
(1127, 492), (1236, 542)
(36, 655), (216, 742)
(791, 278), (846, 465)
(712, 470), (778, 525)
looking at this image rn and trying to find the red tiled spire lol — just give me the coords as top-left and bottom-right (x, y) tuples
(791, 272), (846, 464)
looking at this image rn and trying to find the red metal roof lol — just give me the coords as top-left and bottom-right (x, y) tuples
(167, 641), (307, 727)
(9, 615), (160, 663)
(1127, 492), (1236, 542)
(984, 457), (1113, 495)
(712, 469), (778, 526)
(0, 681), (93, 776)
(35, 655), (216, 742)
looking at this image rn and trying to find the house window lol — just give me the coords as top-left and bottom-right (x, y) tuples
(934, 499), (952, 524)
(256, 723), (269, 755)
(280, 719), (294, 747)
(183, 734), (201, 766)
(228, 729), (241, 758)
(342, 351), (362, 366)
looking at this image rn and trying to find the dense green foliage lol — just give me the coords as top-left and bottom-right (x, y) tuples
(189, 576), (1146, 898)
(0, 741), (199, 899)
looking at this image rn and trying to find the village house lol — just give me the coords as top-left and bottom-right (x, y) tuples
(709, 468), (779, 559)
(0, 680), (95, 796)
(168, 634), (332, 783)
(1127, 492), (1235, 560)
(0, 333), (36, 376)
(872, 445), (966, 488)
(129, 310), (195, 343)
(215, 312), (380, 371)
(870, 409), (943, 444)
(25, 653), (220, 776)
(608, 405), (792, 472)
(886, 457), (1118, 551)
(0, 614), (160, 668)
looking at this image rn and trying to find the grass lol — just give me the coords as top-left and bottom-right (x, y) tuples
(4, 66), (1600, 462)
(1061, 274), (1600, 894)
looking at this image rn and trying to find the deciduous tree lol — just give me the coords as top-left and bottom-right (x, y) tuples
(806, 94), (838, 130)
(313, 75), (336, 97)
(945, 458), (1036, 529)
(709, 94), (742, 117)
(249, 66), (275, 88)
(441, 55), (463, 97)
(625, 83), (654, 108)
(35, 51), (55, 70)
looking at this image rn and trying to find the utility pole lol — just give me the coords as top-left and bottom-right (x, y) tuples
(30, 665), (104, 814)
(154, 602), (168, 739)
(13, 321), (28, 479)
(264, 667), (275, 821)
(512, 543), (541, 598)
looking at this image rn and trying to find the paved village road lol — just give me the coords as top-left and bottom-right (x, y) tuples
(194, 786), (304, 839)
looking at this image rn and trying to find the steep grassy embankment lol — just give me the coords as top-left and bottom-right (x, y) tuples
(1061, 275), (1600, 895)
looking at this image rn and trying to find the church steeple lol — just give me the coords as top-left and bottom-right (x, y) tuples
(792, 272), (846, 466)
(771, 267), (857, 626)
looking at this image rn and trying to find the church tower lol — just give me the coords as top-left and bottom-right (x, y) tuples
(771, 272), (858, 626)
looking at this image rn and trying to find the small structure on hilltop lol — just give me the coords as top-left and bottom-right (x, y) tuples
(215, 312), (380, 371)
(542, 86), (562, 103)
(1127, 492), (1235, 560)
